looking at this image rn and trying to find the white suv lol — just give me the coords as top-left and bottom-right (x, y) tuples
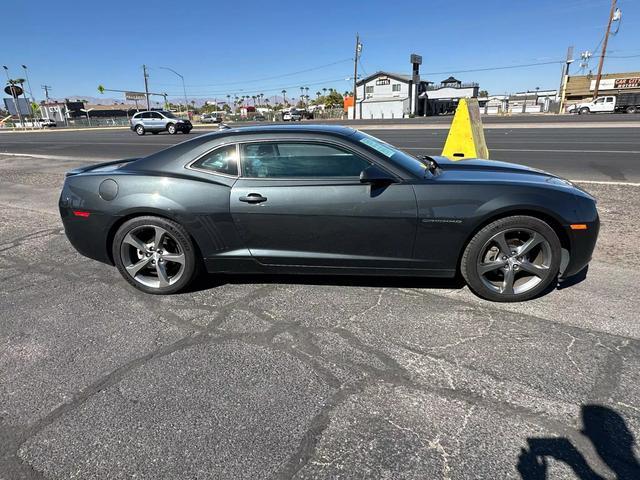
(130, 110), (192, 135)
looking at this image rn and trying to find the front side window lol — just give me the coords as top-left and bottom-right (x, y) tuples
(595, 98), (604, 104)
(191, 144), (238, 176)
(241, 142), (370, 178)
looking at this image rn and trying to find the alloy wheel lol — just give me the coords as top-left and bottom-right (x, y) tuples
(119, 225), (186, 288)
(477, 228), (552, 295)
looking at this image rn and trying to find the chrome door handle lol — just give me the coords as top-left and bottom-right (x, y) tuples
(239, 193), (267, 204)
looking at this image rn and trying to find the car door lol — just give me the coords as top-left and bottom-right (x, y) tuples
(229, 139), (418, 269)
(605, 96), (615, 112)
(592, 97), (606, 112)
(149, 111), (164, 130)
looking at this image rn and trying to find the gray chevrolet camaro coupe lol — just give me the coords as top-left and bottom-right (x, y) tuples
(59, 125), (599, 302)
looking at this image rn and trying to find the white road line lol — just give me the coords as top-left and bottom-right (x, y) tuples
(570, 180), (640, 187)
(401, 147), (640, 154)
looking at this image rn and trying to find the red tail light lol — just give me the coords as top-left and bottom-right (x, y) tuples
(72, 210), (91, 218)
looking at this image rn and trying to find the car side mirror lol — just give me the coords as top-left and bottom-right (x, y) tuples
(360, 165), (397, 185)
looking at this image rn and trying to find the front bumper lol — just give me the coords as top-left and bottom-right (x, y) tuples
(561, 215), (600, 278)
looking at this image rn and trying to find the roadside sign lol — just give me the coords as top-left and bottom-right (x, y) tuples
(125, 91), (146, 101)
(3, 97), (31, 116)
(4, 85), (23, 97)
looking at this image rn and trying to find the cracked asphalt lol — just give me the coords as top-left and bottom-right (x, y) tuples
(1, 149), (639, 479)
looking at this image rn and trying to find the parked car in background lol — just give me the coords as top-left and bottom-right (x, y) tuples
(282, 110), (302, 121)
(572, 93), (640, 114)
(201, 112), (224, 124)
(59, 125), (599, 302)
(130, 110), (192, 135)
(37, 118), (57, 128)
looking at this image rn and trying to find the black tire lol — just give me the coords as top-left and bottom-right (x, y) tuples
(135, 125), (145, 135)
(626, 106), (637, 114)
(579, 107), (590, 115)
(167, 123), (177, 134)
(461, 216), (561, 302)
(113, 216), (199, 294)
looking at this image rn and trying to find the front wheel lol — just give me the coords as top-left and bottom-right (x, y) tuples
(461, 216), (561, 302)
(113, 216), (199, 294)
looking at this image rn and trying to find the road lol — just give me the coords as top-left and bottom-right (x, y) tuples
(2, 122), (640, 183)
(1, 120), (640, 479)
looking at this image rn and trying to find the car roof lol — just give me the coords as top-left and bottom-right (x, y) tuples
(211, 124), (356, 138)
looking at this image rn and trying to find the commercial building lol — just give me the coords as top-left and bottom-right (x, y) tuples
(562, 71), (640, 110)
(350, 55), (480, 119)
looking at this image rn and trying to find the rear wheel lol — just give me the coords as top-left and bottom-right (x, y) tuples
(167, 123), (177, 134)
(626, 106), (637, 114)
(135, 125), (145, 135)
(579, 107), (590, 115)
(461, 216), (561, 302)
(113, 216), (198, 294)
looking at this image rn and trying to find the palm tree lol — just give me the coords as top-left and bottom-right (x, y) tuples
(316, 91), (321, 99)
(281, 89), (287, 105)
(322, 88), (327, 96)
(251, 95), (256, 106)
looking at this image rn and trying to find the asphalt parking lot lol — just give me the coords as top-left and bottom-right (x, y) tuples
(1, 123), (639, 479)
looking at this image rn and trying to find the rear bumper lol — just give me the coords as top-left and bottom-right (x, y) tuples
(561, 215), (600, 278)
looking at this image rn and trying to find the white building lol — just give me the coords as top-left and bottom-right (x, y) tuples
(353, 72), (413, 119)
(351, 71), (480, 119)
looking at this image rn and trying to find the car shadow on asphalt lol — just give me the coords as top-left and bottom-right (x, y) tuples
(517, 404), (640, 480)
(557, 265), (589, 291)
(186, 272), (467, 293)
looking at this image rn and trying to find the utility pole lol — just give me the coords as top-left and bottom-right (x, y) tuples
(42, 85), (51, 103)
(557, 46), (574, 114)
(142, 64), (151, 110)
(352, 33), (360, 119)
(593, 0), (617, 99)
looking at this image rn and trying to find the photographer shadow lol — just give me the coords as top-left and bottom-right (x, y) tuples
(518, 405), (640, 480)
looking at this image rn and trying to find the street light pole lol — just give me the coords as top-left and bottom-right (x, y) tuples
(22, 65), (36, 122)
(159, 66), (188, 118)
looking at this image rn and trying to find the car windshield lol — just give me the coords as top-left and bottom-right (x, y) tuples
(160, 111), (178, 119)
(354, 131), (427, 177)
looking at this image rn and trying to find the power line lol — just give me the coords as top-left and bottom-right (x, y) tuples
(161, 77), (351, 98)
(424, 60), (564, 76)
(151, 58), (352, 88)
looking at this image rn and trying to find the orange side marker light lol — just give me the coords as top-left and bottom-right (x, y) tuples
(570, 224), (588, 230)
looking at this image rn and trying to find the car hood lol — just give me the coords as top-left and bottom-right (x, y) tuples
(428, 155), (579, 188)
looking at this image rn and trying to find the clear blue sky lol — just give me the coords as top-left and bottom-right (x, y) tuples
(5, 0), (640, 103)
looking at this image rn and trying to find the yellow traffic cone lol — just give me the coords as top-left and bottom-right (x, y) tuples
(441, 98), (489, 161)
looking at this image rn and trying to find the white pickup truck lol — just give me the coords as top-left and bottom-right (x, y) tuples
(571, 93), (640, 114)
